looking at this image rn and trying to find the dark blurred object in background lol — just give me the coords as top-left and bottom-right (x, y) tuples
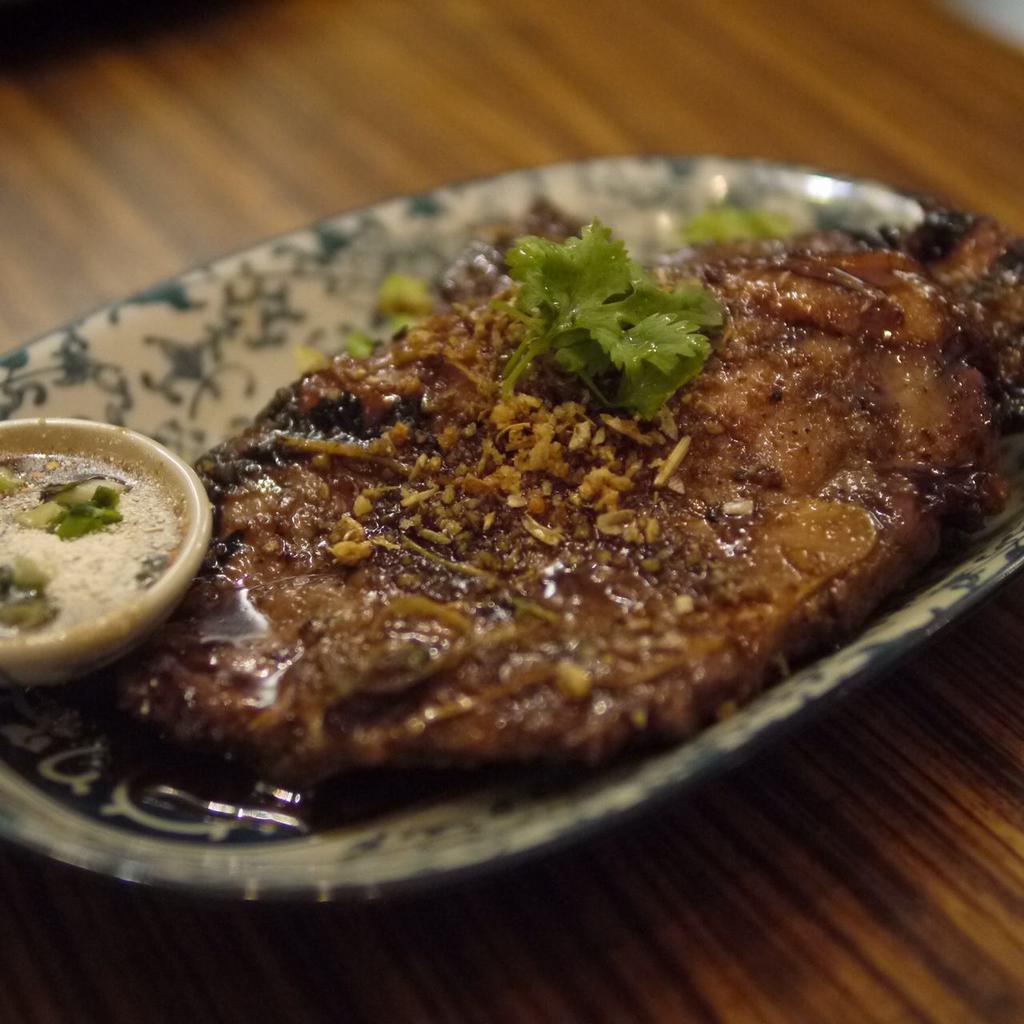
(0, 0), (249, 68)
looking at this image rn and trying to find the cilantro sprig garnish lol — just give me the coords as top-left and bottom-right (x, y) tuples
(501, 220), (723, 418)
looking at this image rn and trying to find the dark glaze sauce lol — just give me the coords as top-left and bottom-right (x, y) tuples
(26, 678), (601, 840)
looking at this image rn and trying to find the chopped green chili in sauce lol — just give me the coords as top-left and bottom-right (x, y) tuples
(0, 456), (183, 637)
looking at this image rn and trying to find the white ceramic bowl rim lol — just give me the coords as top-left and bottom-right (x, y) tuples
(0, 418), (212, 677)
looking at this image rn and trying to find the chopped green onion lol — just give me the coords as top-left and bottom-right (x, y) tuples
(43, 476), (125, 507)
(91, 485), (120, 509)
(16, 481), (123, 540)
(0, 596), (56, 631)
(680, 205), (795, 244)
(0, 559), (56, 631)
(345, 329), (378, 359)
(387, 314), (418, 335)
(15, 501), (64, 530)
(376, 273), (434, 318)
(0, 466), (22, 494)
(10, 556), (49, 591)
(54, 500), (122, 540)
(293, 344), (329, 374)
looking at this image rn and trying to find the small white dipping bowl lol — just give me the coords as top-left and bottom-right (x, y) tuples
(0, 418), (212, 686)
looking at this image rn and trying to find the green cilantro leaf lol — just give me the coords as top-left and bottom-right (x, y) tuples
(501, 220), (723, 416)
(680, 205), (794, 244)
(608, 314), (711, 418)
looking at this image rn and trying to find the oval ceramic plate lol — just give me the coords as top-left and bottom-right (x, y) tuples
(2, 156), (1023, 900)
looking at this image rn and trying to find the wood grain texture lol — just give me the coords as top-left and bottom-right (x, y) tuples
(1, 1), (1024, 1021)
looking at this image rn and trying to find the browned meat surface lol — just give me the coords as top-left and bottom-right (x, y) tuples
(119, 212), (1018, 786)
(439, 199), (581, 307)
(899, 207), (1024, 423)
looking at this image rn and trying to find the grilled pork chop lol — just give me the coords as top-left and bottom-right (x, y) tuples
(119, 207), (1024, 786)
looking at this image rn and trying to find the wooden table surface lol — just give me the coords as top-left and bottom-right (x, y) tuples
(2, 1), (1024, 1021)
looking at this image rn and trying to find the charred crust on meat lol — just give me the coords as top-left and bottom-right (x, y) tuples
(260, 387), (368, 438)
(196, 436), (287, 502)
(259, 384), (308, 432)
(205, 529), (247, 573)
(260, 386), (424, 441)
(197, 451), (264, 499)
(996, 240), (1024, 275)
(898, 465), (1001, 530)
(307, 393), (368, 437)
(383, 394), (426, 430)
(906, 207), (979, 263)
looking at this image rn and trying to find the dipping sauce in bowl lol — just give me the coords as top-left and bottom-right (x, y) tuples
(0, 454), (185, 636)
(0, 419), (212, 685)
